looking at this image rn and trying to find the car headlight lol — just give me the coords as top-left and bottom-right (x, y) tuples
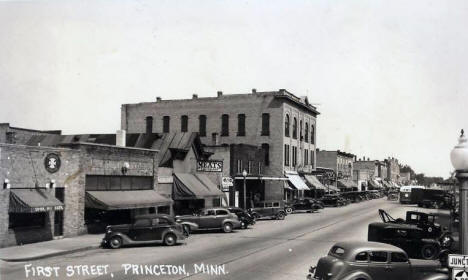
(106, 227), (112, 234)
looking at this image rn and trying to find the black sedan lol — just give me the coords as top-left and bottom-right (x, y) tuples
(285, 199), (323, 214)
(226, 207), (256, 229)
(101, 214), (186, 249)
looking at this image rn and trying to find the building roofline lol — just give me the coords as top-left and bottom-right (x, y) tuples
(58, 142), (159, 153)
(0, 123), (62, 135)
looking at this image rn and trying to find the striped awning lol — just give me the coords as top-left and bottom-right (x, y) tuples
(85, 190), (172, 210)
(9, 189), (64, 213)
(304, 175), (327, 190)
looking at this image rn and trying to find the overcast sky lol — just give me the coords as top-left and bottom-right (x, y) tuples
(1, 0), (467, 178)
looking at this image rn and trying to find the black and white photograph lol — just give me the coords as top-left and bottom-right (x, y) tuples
(0, 1), (467, 279)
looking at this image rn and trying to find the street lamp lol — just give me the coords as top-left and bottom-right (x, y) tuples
(450, 129), (468, 254)
(242, 170), (248, 209)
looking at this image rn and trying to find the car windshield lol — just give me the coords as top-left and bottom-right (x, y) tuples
(329, 246), (346, 258)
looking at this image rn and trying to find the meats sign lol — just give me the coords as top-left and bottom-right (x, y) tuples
(196, 160), (223, 172)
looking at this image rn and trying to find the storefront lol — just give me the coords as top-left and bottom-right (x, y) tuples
(337, 179), (358, 192)
(285, 171), (310, 200)
(303, 174), (327, 198)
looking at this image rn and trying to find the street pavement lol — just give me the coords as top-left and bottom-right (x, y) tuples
(0, 199), (434, 280)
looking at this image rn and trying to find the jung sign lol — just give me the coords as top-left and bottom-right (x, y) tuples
(196, 160), (223, 172)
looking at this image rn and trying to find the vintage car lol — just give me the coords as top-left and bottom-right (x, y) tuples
(378, 209), (447, 239)
(416, 190), (454, 209)
(368, 222), (453, 260)
(284, 198), (323, 214)
(101, 214), (186, 249)
(176, 207), (241, 233)
(320, 194), (346, 207)
(226, 206), (256, 229)
(387, 191), (399, 201)
(307, 241), (449, 280)
(248, 200), (286, 220)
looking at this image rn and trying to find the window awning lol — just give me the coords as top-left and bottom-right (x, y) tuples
(368, 179), (381, 189)
(304, 175), (327, 190)
(9, 189), (64, 213)
(173, 173), (224, 200)
(285, 172), (310, 191)
(337, 179), (356, 189)
(85, 190), (172, 210)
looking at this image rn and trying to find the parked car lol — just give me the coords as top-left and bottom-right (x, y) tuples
(387, 191), (399, 201)
(320, 194), (346, 207)
(417, 190), (454, 209)
(368, 222), (453, 260)
(101, 214), (186, 249)
(248, 200), (286, 220)
(307, 241), (448, 280)
(226, 207), (256, 229)
(284, 198), (323, 214)
(378, 209), (447, 239)
(176, 207), (241, 233)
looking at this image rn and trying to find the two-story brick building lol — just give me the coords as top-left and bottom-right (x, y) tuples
(316, 149), (357, 191)
(121, 89), (320, 203)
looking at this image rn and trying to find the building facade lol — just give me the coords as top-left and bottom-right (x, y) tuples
(0, 123), (61, 145)
(316, 149), (356, 191)
(121, 89), (319, 201)
(385, 157), (400, 183)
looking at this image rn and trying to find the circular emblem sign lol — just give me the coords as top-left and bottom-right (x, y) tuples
(44, 153), (61, 173)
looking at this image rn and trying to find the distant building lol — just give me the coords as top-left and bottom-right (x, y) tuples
(399, 172), (411, 185)
(121, 89), (320, 201)
(0, 123), (61, 145)
(316, 149), (357, 191)
(385, 157), (400, 183)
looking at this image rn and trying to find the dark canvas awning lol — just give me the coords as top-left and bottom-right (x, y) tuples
(285, 171), (310, 191)
(85, 190), (172, 210)
(9, 189), (64, 213)
(173, 173), (224, 200)
(304, 175), (327, 190)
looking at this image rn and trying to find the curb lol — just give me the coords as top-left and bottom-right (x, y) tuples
(0, 245), (100, 262)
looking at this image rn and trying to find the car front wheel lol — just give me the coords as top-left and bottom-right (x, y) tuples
(164, 233), (177, 246)
(285, 207), (293, 214)
(109, 236), (122, 249)
(421, 244), (439, 259)
(223, 222), (233, 233)
(276, 212), (285, 220)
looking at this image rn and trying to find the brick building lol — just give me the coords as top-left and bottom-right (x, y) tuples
(0, 139), (169, 248)
(385, 157), (400, 183)
(0, 123), (61, 145)
(316, 149), (357, 191)
(121, 89), (319, 202)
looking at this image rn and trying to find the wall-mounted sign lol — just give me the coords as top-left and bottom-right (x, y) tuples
(196, 160), (223, 172)
(44, 153), (61, 173)
(221, 177), (233, 191)
(158, 176), (174, 184)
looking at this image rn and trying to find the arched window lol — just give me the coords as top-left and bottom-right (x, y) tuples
(199, 115), (207, 137)
(311, 125), (315, 144)
(300, 120), (303, 140)
(285, 115), (290, 137)
(181, 115), (188, 132)
(305, 122), (309, 142)
(292, 117), (297, 139)
(221, 114), (229, 136)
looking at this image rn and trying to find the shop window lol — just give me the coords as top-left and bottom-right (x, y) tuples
(285, 115), (290, 137)
(261, 113), (270, 136)
(305, 122), (309, 142)
(9, 212), (46, 229)
(158, 206), (170, 215)
(311, 125), (315, 144)
(248, 161), (253, 174)
(221, 114), (229, 136)
(237, 159), (243, 174)
(237, 114), (246, 136)
(145, 116), (153, 134)
(199, 115), (207, 137)
(181, 115), (188, 132)
(261, 143), (270, 166)
(163, 116), (170, 133)
(284, 144), (290, 166)
(293, 118), (297, 139)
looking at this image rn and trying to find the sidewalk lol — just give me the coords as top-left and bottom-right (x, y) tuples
(0, 234), (102, 262)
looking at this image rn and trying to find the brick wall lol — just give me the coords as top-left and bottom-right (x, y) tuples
(0, 123), (61, 145)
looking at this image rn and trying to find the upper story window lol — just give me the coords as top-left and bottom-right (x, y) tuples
(181, 115), (188, 132)
(300, 120), (303, 141)
(237, 114), (246, 136)
(221, 114), (229, 136)
(292, 117), (298, 139)
(199, 115), (207, 137)
(261, 113), (270, 136)
(285, 115), (290, 137)
(145, 116), (153, 134)
(261, 143), (270, 166)
(311, 124), (315, 144)
(305, 122), (309, 142)
(163, 116), (170, 133)
(284, 144), (290, 166)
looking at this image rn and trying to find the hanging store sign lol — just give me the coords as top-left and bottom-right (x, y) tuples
(196, 160), (223, 172)
(221, 177), (233, 191)
(44, 153), (61, 173)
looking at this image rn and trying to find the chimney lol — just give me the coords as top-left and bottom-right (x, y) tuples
(252, 88), (257, 94)
(217, 91), (223, 97)
(116, 130), (126, 147)
(192, 94), (198, 99)
(156, 97), (162, 102)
